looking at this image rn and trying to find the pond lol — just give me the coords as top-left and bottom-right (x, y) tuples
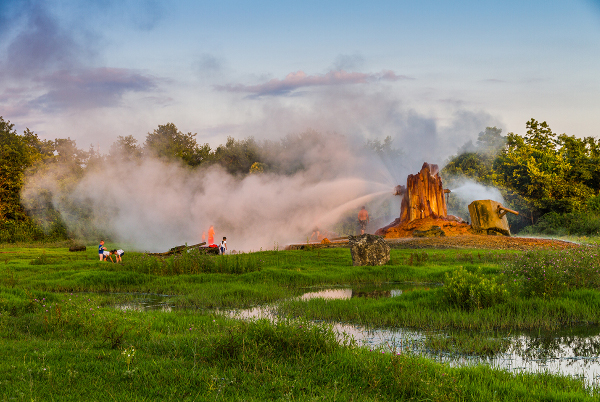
(114, 284), (600, 387)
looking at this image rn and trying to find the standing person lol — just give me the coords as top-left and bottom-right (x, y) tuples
(98, 240), (107, 261)
(208, 226), (215, 245)
(219, 237), (227, 255)
(358, 206), (369, 235)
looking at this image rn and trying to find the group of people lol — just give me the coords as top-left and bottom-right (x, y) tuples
(98, 240), (125, 262)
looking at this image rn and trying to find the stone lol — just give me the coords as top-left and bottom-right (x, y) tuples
(348, 234), (390, 266)
(69, 244), (86, 252)
(412, 225), (445, 237)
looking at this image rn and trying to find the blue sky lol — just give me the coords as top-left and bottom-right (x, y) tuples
(1, 0), (599, 157)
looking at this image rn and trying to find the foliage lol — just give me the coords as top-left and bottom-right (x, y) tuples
(144, 122), (211, 166)
(521, 211), (600, 236)
(0, 118), (52, 222)
(502, 247), (600, 298)
(212, 136), (263, 175)
(443, 267), (508, 310)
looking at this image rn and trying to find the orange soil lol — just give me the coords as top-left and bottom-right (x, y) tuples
(382, 216), (473, 238)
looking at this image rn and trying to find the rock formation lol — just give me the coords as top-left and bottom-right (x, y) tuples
(396, 162), (448, 223)
(376, 162), (468, 237)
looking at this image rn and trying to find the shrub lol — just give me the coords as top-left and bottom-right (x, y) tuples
(521, 211), (600, 236)
(443, 267), (508, 310)
(502, 247), (600, 298)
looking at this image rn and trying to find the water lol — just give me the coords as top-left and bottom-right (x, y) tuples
(112, 285), (600, 387)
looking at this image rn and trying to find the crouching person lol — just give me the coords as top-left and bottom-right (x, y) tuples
(111, 249), (125, 263)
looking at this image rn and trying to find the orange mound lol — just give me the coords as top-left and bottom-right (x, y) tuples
(378, 216), (472, 238)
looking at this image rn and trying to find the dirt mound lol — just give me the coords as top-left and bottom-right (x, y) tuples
(378, 216), (473, 238)
(376, 216), (578, 250)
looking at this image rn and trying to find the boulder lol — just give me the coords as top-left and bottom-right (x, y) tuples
(69, 244), (86, 252)
(348, 234), (390, 266)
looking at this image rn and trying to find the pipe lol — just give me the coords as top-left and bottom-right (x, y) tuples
(497, 206), (519, 218)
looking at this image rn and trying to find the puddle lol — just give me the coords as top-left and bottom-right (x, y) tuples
(110, 286), (600, 387)
(300, 282), (439, 301)
(115, 293), (173, 312)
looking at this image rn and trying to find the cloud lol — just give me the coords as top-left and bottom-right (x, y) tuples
(2, 2), (86, 79)
(215, 69), (411, 96)
(28, 67), (158, 112)
(332, 53), (366, 71)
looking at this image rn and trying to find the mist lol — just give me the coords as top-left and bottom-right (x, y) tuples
(22, 133), (408, 252)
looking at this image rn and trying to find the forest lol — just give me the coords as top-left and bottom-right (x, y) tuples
(1, 116), (600, 242)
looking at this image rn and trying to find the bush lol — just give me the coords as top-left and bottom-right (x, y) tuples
(502, 247), (600, 298)
(0, 220), (46, 242)
(443, 267), (508, 310)
(522, 211), (600, 236)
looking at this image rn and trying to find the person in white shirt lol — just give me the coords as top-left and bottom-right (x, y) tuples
(219, 237), (227, 255)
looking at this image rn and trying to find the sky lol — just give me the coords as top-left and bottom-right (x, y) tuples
(1, 0), (599, 154)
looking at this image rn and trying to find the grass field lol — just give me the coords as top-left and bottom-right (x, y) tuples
(1, 241), (599, 401)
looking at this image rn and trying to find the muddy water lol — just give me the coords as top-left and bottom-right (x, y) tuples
(115, 284), (600, 387)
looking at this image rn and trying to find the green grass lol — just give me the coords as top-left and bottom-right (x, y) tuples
(1, 241), (600, 400)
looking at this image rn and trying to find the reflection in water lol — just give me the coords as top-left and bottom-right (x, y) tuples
(116, 294), (172, 312)
(111, 286), (600, 387)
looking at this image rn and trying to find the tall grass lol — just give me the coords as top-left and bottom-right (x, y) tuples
(502, 246), (600, 297)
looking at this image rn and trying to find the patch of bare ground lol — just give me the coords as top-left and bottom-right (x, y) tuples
(386, 235), (578, 251)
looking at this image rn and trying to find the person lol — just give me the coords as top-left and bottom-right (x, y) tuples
(219, 237), (227, 255)
(111, 249), (125, 263)
(310, 227), (320, 242)
(358, 206), (369, 235)
(103, 249), (113, 262)
(98, 240), (107, 261)
(208, 226), (215, 245)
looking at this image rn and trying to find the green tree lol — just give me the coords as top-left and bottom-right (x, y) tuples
(212, 136), (262, 175)
(109, 135), (144, 162)
(494, 119), (596, 216)
(0, 117), (48, 221)
(144, 123), (211, 166)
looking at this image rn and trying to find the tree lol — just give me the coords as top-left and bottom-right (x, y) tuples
(494, 119), (596, 215)
(109, 135), (144, 162)
(144, 123), (210, 166)
(0, 117), (48, 221)
(212, 136), (262, 175)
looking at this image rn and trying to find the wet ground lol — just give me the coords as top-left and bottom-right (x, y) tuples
(115, 283), (600, 386)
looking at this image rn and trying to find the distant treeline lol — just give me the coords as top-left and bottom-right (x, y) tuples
(442, 119), (600, 234)
(1, 116), (599, 241)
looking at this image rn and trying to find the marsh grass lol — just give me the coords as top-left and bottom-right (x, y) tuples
(2, 242), (600, 399)
(424, 331), (512, 356)
(1, 297), (596, 401)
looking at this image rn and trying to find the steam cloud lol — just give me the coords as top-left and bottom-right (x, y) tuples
(22, 134), (403, 252)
